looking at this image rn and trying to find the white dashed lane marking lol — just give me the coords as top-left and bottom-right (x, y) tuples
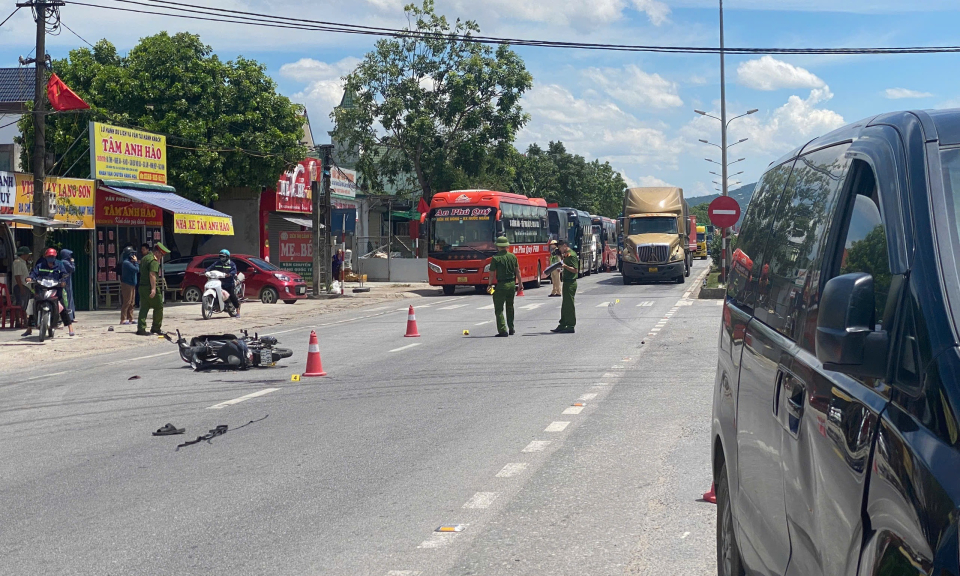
(438, 304), (468, 310)
(522, 440), (551, 452)
(389, 343), (421, 353)
(596, 301), (611, 308)
(462, 492), (499, 509)
(544, 421), (570, 432)
(478, 304), (494, 310)
(578, 393), (598, 401)
(387, 571), (423, 576)
(518, 303), (544, 310)
(562, 406), (584, 415)
(475, 320), (493, 326)
(206, 388), (280, 410)
(496, 463), (528, 477)
(637, 301), (654, 307)
(418, 532), (458, 549)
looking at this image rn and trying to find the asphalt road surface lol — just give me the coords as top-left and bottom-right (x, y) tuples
(0, 262), (721, 576)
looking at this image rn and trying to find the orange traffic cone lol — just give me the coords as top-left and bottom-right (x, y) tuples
(404, 305), (421, 337)
(702, 483), (717, 504)
(302, 330), (327, 377)
(516, 282), (525, 297)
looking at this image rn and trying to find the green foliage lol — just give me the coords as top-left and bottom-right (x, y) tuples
(709, 230), (723, 268)
(690, 203), (710, 227)
(512, 142), (626, 217)
(842, 224), (891, 321)
(332, 0), (532, 200)
(17, 33), (306, 203)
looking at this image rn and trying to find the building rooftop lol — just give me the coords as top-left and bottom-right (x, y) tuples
(0, 67), (35, 112)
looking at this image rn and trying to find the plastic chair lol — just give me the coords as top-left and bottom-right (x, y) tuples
(0, 284), (26, 329)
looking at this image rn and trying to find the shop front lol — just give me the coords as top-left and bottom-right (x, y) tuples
(88, 122), (234, 306)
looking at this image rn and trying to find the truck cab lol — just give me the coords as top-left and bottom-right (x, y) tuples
(620, 187), (688, 285)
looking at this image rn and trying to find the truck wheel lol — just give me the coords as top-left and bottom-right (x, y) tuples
(622, 275), (632, 286)
(442, 285), (456, 296)
(676, 274), (685, 284)
(717, 463), (746, 576)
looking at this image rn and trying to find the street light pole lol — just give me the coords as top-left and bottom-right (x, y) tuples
(719, 0), (729, 284)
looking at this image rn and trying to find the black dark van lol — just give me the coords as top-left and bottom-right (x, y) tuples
(712, 110), (960, 576)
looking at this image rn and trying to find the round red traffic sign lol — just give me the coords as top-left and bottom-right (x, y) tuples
(708, 196), (741, 228)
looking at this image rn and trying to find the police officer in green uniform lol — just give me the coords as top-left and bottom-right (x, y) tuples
(136, 242), (169, 336)
(487, 236), (522, 337)
(552, 240), (578, 333)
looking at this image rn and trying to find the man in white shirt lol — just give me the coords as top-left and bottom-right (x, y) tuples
(12, 246), (31, 309)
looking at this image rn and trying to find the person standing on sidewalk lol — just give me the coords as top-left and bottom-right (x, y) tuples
(552, 240), (579, 334)
(12, 246), (31, 310)
(120, 247), (138, 325)
(487, 236), (522, 337)
(548, 239), (562, 297)
(59, 249), (76, 323)
(137, 242), (169, 336)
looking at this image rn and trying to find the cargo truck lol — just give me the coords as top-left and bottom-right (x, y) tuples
(620, 187), (690, 284)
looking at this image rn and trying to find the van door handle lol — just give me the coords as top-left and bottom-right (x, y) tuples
(782, 375), (805, 437)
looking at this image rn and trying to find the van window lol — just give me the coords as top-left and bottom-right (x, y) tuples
(756, 144), (851, 345)
(834, 167), (892, 329)
(727, 160), (795, 313)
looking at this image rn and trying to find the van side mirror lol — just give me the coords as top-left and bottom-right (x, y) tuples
(816, 273), (889, 379)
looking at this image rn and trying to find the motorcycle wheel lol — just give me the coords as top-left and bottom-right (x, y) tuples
(227, 305), (238, 318)
(271, 347), (294, 361)
(201, 295), (214, 319)
(38, 309), (50, 342)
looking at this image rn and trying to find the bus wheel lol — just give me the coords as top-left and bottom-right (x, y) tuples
(442, 285), (456, 295)
(533, 264), (542, 289)
(474, 285), (487, 295)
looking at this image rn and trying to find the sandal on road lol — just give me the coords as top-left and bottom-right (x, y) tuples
(152, 423), (185, 436)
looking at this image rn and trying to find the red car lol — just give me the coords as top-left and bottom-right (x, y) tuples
(180, 254), (308, 304)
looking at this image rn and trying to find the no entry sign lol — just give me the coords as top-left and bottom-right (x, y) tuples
(708, 196), (741, 228)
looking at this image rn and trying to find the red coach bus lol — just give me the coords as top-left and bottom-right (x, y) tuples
(426, 190), (550, 295)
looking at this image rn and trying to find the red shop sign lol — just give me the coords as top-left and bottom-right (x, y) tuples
(96, 189), (163, 226)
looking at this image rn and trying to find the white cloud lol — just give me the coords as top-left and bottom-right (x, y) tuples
(684, 86), (845, 157)
(736, 56), (826, 91)
(633, 175), (675, 187)
(582, 65), (683, 109)
(883, 87), (934, 99)
(518, 83), (683, 175)
(281, 57), (361, 134)
(632, 0), (671, 25)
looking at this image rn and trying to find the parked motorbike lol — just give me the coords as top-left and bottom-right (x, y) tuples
(167, 329), (293, 371)
(201, 270), (245, 319)
(28, 277), (63, 342)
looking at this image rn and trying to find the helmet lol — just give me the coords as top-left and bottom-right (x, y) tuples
(44, 248), (57, 258)
(219, 249), (231, 258)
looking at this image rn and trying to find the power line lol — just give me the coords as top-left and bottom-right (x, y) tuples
(0, 6), (21, 29)
(60, 20), (92, 47)
(62, 0), (960, 55)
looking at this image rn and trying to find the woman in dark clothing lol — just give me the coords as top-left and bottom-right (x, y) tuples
(59, 249), (76, 322)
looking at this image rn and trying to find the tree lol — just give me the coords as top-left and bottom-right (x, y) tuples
(17, 33), (307, 203)
(512, 142), (626, 217)
(333, 0), (532, 201)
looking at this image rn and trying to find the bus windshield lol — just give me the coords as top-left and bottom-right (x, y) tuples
(429, 213), (496, 253)
(629, 216), (678, 235)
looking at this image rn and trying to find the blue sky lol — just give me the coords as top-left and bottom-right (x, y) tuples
(0, 0), (958, 197)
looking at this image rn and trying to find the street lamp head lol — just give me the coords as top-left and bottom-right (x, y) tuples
(694, 110), (707, 116)
(738, 138), (748, 143)
(746, 109), (759, 115)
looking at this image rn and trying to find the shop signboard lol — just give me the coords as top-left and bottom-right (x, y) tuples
(276, 159), (316, 213)
(173, 213), (234, 235)
(14, 174), (96, 228)
(277, 230), (313, 277)
(90, 122), (167, 186)
(331, 166), (358, 199)
(95, 188), (163, 227)
(0, 171), (14, 214)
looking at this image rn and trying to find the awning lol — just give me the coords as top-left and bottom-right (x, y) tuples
(0, 214), (81, 228)
(391, 210), (420, 220)
(283, 216), (322, 229)
(104, 186), (234, 235)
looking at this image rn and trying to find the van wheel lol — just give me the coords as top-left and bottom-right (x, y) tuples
(260, 287), (279, 304)
(717, 463), (745, 576)
(442, 285), (456, 296)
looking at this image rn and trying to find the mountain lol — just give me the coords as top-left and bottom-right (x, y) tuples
(686, 182), (757, 209)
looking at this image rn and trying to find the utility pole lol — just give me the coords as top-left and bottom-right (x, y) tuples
(20, 0), (62, 257)
(313, 144), (333, 294)
(718, 0), (729, 285)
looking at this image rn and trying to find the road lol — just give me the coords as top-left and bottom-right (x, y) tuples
(0, 262), (721, 576)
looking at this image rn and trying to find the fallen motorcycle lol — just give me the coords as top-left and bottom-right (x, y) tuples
(166, 329), (293, 371)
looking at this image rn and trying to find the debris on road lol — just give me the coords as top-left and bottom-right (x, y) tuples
(152, 423), (185, 436)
